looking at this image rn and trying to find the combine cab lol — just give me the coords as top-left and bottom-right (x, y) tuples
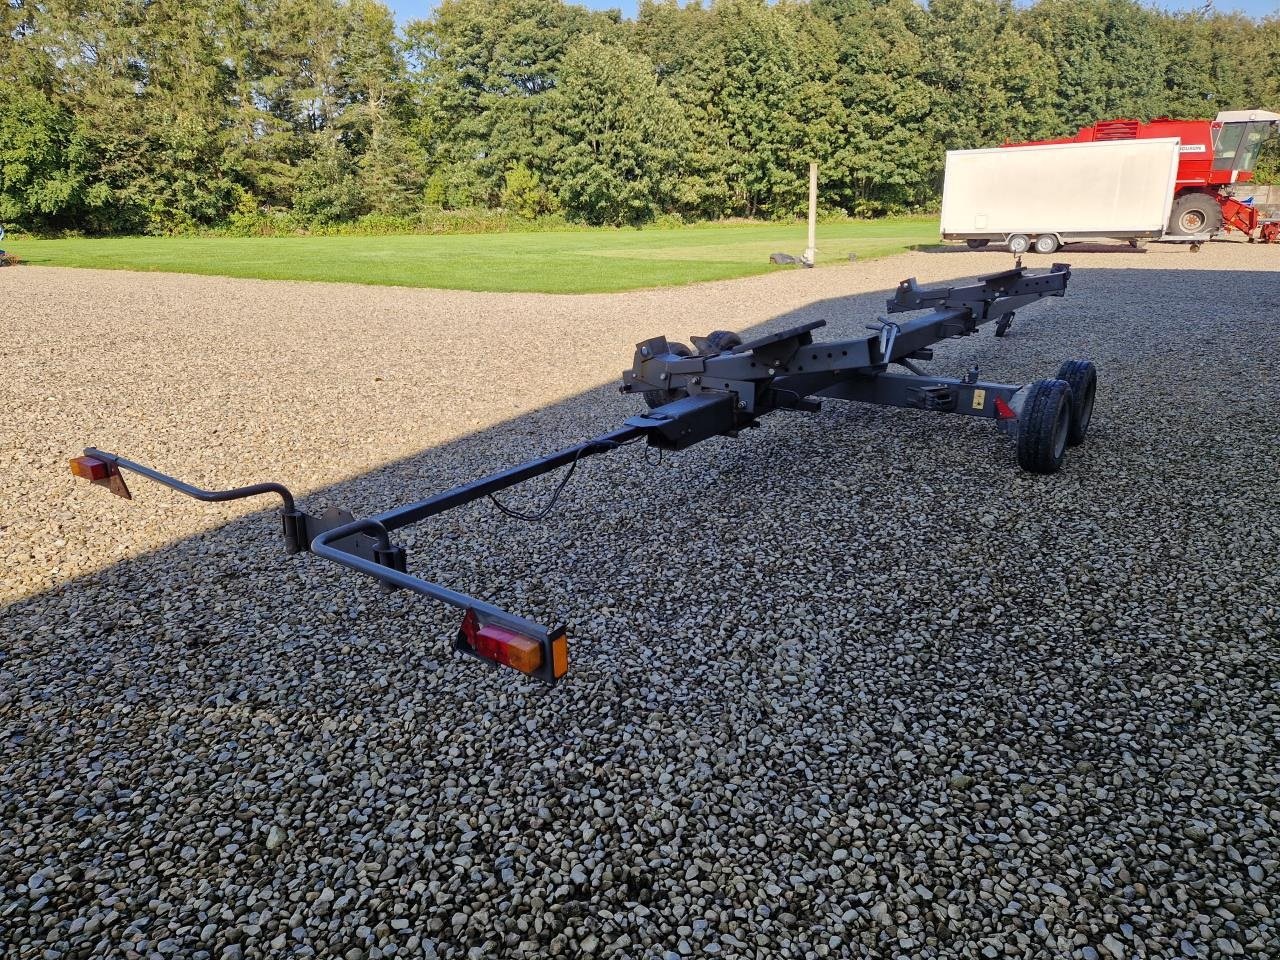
(1018, 110), (1280, 243)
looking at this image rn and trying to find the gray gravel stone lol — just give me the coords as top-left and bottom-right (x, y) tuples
(2, 245), (1279, 960)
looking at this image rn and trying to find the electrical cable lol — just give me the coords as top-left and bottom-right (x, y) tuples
(487, 455), (582, 521)
(487, 435), (644, 522)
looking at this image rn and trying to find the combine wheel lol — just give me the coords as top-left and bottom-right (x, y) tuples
(1007, 234), (1031, 255)
(643, 342), (693, 409)
(1016, 378), (1072, 475)
(701, 330), (743, 356)
(966, 239), (989, 250)
(1055, 360), (1097, 446)
(1033, 234), (1060, 255)
(1168, 193), (1223, 237)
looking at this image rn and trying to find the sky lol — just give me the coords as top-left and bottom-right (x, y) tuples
(385, 0), (1280, 22)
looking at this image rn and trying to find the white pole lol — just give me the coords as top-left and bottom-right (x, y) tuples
(803, 162), (818, 267)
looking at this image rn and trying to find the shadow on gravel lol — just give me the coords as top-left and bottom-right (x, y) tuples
(2, 278), (923, 648)
(3, 267), (1279, 958)
(10, 264), (1274, 656)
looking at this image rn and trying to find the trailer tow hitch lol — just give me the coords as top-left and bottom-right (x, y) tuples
(71, 263), (1083, 684)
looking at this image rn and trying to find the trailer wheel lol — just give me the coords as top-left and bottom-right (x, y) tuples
(643, 342), (693, 409)
(1033, 234), (1060, 254)
(1016, 378), (1072, 474)
(1168, 193), (1223, 237)
(1007, 234), (1030, 255)
(700, 330), (743, 356)
(966, 239), (989, 249)
(1055, 360), (1097, 446)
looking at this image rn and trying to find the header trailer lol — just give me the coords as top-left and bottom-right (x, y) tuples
(72, 264), (1092, 685)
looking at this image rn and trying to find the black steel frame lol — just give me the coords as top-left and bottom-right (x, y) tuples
(77, 263), (1071, 684)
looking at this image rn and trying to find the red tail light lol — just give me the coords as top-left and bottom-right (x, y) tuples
(459, 610), (543, 675)
(70, 455), (110, 481)
(994, 397), (1017, 420)
(69, 453), (132, 499)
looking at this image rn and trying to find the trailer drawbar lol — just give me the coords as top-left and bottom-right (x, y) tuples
(71, 263), (1093, 684)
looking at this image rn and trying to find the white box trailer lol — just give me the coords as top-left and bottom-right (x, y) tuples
(940, 138), (1182, 254)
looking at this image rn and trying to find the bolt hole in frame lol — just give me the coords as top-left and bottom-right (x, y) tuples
(71, 264), (1092, 683)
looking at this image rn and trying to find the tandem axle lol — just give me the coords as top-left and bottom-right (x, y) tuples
(71, 264), (1095, 684)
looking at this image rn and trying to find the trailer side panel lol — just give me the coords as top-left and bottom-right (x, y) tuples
(941, 139), (1181, 239)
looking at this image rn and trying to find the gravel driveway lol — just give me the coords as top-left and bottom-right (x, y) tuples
(2, 243), (1278, 959)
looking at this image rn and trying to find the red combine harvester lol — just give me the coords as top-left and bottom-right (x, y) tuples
(1013, 109), (1280, 243)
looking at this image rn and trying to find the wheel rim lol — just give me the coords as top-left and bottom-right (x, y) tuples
(1052, 402), (1069, 461)
(1180, 209), (1206, 233)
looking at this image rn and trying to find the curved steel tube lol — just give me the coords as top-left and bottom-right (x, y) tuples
(310, 520), (548, 638)
(85, 447), (296, 512)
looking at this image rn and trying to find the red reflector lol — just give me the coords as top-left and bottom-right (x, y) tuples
(994, 397), (1017, 420)
(70, 455), (110, 481)
(459, 610), (543, 675)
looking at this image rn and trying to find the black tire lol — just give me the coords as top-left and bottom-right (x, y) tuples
(1055, 359), (1097, 446)
(1033, 234), (1060, 254)
(1007, 234), (1030, 255)
(701, 330), (742, 356)
(966, 239), (989, 249)
(643, 341), (692, 409)
(1016, 378), (1073, 474)
(994, 312), (1014, 338)
(1168, 193), (1223, 237)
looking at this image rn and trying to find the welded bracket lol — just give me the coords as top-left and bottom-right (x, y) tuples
(283, 505), (409, 588)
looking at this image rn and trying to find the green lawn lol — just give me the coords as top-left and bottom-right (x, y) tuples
(7, 218), (940, 294)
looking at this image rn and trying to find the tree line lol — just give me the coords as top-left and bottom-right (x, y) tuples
(2, 0), (1278, 235)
